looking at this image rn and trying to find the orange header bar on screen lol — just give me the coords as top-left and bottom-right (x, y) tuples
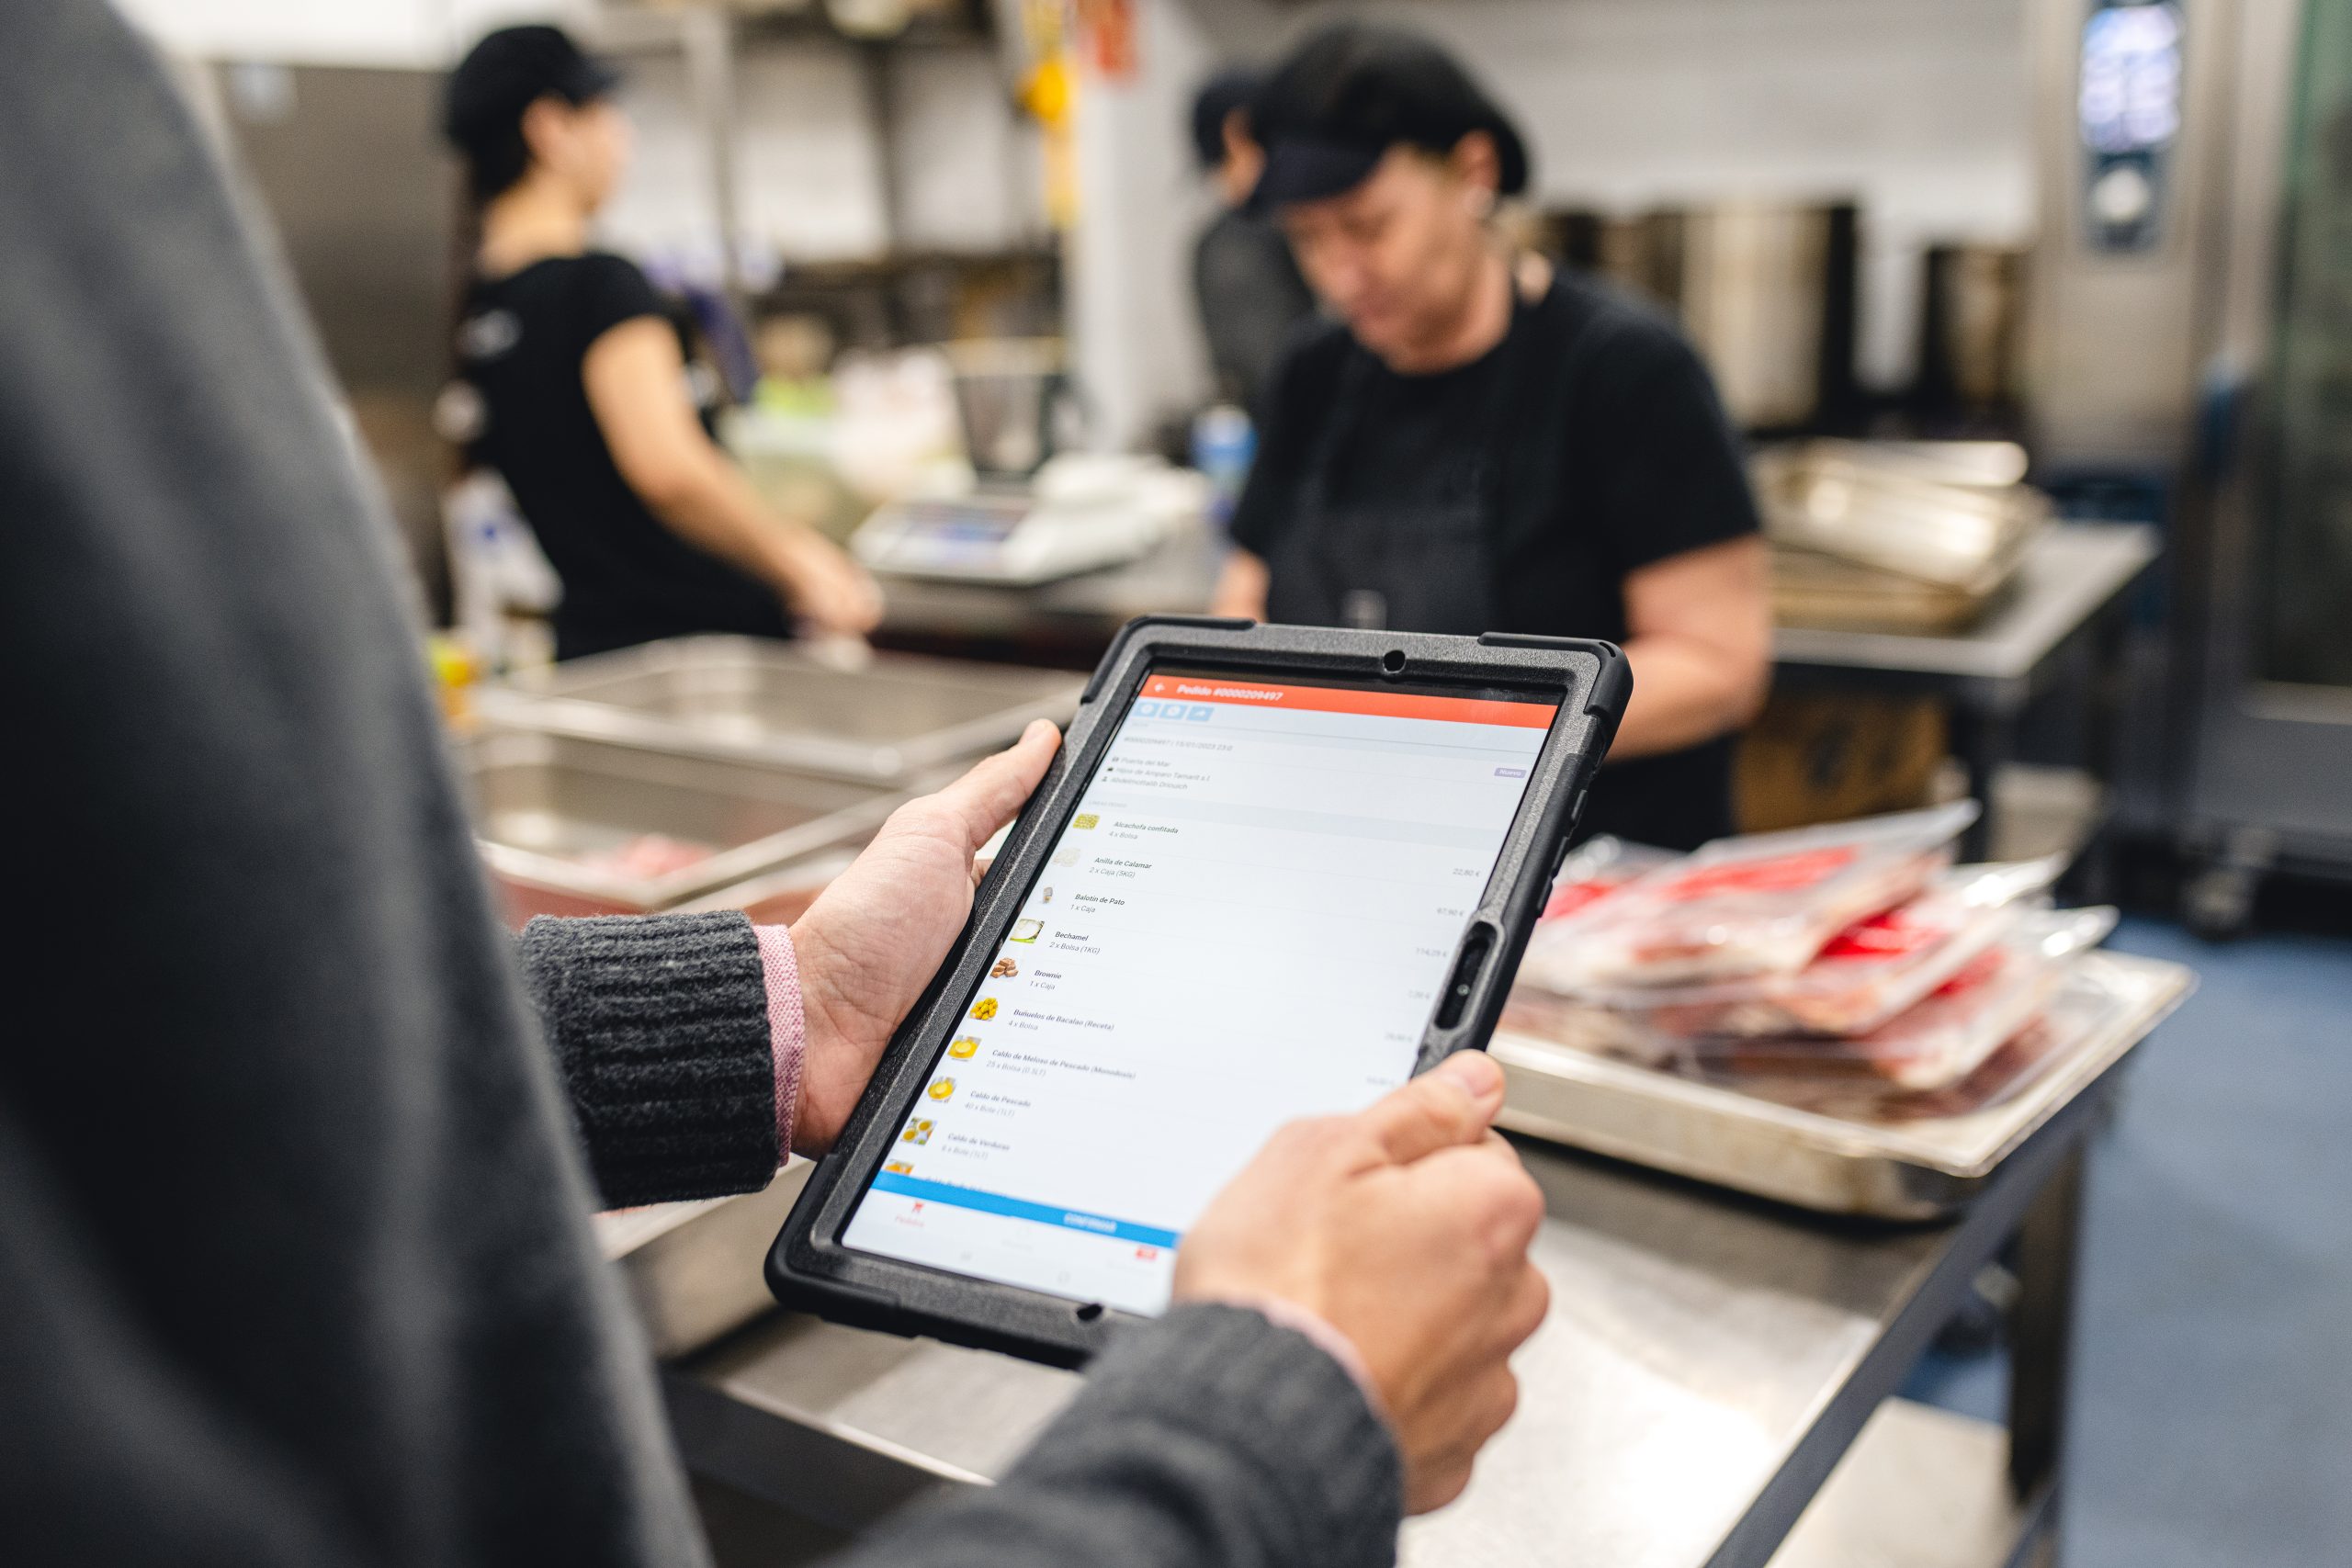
(1141, 675), (1556, 728)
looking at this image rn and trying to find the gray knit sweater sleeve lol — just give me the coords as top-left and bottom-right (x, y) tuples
(841, 1303), (1404, 1568)
(515, 911), (781, 1209)
(510, 907), (1412, 1568)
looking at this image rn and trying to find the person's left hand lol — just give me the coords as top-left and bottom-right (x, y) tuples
(786, 719), (1061, 1153)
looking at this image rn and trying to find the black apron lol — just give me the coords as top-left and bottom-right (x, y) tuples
(1258, 288), (1738, 851)
(1264, 288), (1566, 636)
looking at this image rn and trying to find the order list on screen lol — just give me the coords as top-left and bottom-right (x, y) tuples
(841, 671), (1557, 1315)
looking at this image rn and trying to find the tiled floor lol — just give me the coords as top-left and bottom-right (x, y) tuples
(1906, 914), (2352, 1566)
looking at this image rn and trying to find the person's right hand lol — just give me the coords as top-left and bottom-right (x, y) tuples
(1172, 1051), (1549, 1515)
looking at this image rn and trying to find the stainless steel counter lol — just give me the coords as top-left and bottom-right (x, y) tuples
(664, 1079), (2103, 1568)
(1772, 523), (2160, 867)
(1771, 524), (2159, 690)
(870, 520), (2154, 685)
(871, 521), (2159, 868)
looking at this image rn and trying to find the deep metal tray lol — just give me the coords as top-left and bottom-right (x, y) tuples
(476, 636), (1084, 783)
(459, 728), (908, 920)
(1494, 951), (2194, 1218)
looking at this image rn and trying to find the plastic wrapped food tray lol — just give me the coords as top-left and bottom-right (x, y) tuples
(1524, 803), (1978, 989)
(1536, 858), (2060, 1040)
(1492, 950), (2192, 1218)
(1540, 836), (1677, 920)
(1687, 908), (2117, 1090)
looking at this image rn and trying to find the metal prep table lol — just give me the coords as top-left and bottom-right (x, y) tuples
(872, 522), (2161, 868)
(1770, 524), (2161, 866)
(662, 1059), (2118, 1568)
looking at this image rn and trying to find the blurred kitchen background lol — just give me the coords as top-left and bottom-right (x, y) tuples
(127, 0), (2352, 928)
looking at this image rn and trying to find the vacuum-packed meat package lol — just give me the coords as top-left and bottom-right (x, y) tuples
(1717, 972), (2115, 1124)
(1689, 907), (2118, 1091)
(1498, 986), (1681, 1066)
(1550, 857), (2062, 1039)
(1539, 837), (1677, 922)
(1520, 802), (1979, 989)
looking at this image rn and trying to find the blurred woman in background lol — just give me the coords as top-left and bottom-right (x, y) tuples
(1189, 67), (1319, 413)
(1210, 23), (1771, 850)
(442, 26), (879, 660)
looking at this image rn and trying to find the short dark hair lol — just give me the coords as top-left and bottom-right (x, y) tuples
(1188, 68), (1263, 172)
(443, 26), (620, 202)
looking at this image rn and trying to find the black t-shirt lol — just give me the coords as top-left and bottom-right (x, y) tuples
(458, 253), (788, 660)
(1231, 273), (1761, 850)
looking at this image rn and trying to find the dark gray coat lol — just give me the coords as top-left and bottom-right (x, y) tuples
(0, 7), (1399, 1566)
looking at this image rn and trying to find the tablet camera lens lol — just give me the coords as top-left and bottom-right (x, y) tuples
(1380, 649), (1408, 676)
(1074, 1302), (1105, 1323)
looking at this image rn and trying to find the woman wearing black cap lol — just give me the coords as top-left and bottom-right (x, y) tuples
(1209, 24), (1771, 851)
(443, 26), (879, 661)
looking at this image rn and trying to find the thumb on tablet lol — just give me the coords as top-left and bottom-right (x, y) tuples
(1360, 1051), (1507, 1167)
(935, 719), (1061, 852)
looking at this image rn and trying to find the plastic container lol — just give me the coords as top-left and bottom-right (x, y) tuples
(1521, 802), (1980, 989)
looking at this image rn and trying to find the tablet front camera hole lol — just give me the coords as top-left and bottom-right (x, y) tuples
(1380, 649), (1408, 677)
(1074, 1302), (1105, 1323)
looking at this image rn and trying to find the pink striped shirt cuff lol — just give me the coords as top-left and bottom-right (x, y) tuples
(753, 925), (807, 1163)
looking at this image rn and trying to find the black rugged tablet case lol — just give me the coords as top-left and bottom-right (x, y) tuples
(768, 617), (1630, 1367)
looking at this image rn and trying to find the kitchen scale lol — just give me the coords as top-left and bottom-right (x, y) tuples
(853, 457), (1193, 588)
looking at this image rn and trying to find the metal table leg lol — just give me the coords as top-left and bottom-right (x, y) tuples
(1953, 702), (2017, 863)
(2006, 1143), (2086, 1567)
(2069, 612), (2132, 905)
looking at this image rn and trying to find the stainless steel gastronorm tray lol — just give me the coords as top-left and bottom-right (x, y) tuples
(1494, 952), (2194, 1219)
(475, 636), (1086, 783)
(459, 728), (910, 917)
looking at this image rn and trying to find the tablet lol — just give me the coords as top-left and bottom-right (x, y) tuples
(769, 619), (1629, 1366)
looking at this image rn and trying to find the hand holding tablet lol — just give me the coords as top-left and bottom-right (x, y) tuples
(772, 620), (1628, 1365)
(788, 720), (1063, 1155)
(776, 716), (1550, 1509)
(1174, 1049), (1549, 1514)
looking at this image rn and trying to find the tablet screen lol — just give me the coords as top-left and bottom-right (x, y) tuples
(841, 667), (1558, 1314)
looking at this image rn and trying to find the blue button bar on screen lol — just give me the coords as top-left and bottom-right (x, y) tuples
(869, 1172), (1182, 1248)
